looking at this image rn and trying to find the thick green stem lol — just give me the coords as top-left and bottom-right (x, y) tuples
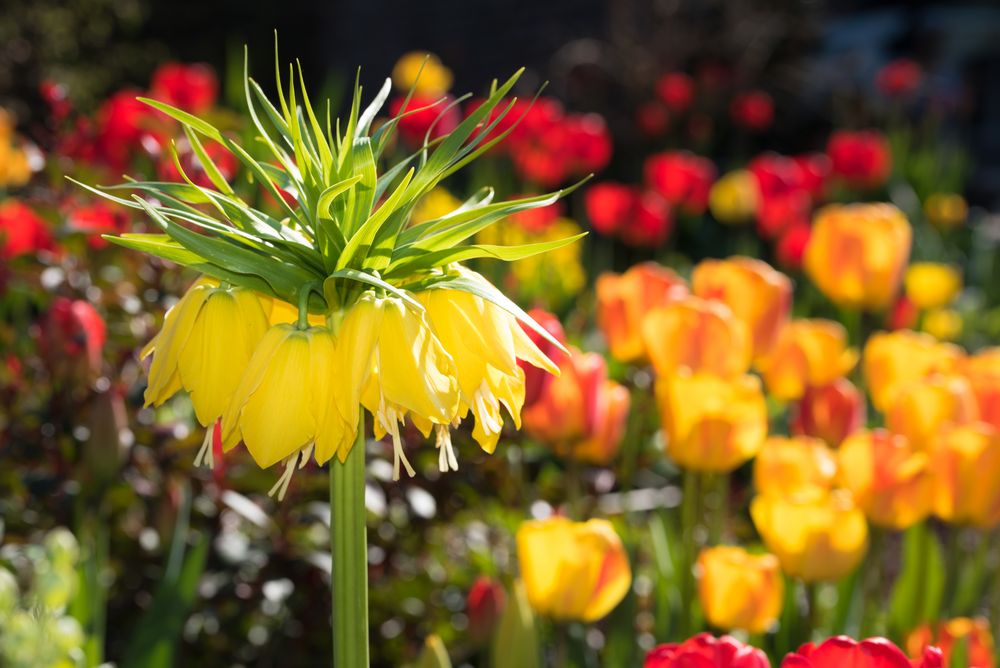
(330, 422), (369, 668)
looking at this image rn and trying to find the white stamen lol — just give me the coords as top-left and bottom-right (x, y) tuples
(268, 452), (300, 501)
(474, 384), (503, 434)
(194, 427), (215, 469)
(435, 425), (458, 472)
(380, 401), (415, 480)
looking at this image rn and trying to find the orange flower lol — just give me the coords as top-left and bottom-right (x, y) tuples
(596, 262), (689, 363)
(655, 371), (767, 472)
(696, 546), (783, 633)
(804, 203), (911, 310)
(885, 374), (977, 451)
(641, 296), (752, 379)
(863, 330), (963, 412)
(753, 436), (837, 498)
(837, 429), (932, 530)
(692, 256), (792, 362)
(757, 319), (858, 401)
(930, 423), (1000, 528)
(523, 347), (630, 466)
(790, 378), (866, 447)
(963, 348), (1000, 432)
(906, 618), (995, 668)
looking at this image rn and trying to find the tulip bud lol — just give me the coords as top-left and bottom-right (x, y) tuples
(753, 436), (836, 498)
(709, 171), (760, 225)
(696, 547), (783, 633)
(467, 576), (506, 645)
(924, 193), (967, 231)
(491, 580), (540, 668)
(415, 634), (452, 668)
(391, 52), (453, 96)
(790, 378), (865, 447)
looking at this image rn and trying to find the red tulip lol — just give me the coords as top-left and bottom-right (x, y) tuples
(66, 201), (129, 249)
(655, 73), (695, 112)
(389, 94), (461, 148)
(584, 183), (673, 247)
(563, 113), (613, 173)
(645, 633), (770, 668)
(519, 308), (568, 409)
(731, 91), (774, 132)
(0, 199), (57, 259)
(827, 130), (892, 190)
(38, 297), (106, 380)
(585, 183), (633, 236)
(876, 59), (922, 98)
(781, 636), (942, 668)
(40, 80), (72, 123)
(466, 576), (506, 644)
(757, 191), (811, 241)
(887, 295), (919, 331)
(149, 62), (218, 114)
(792, 154), (831, 200)
(775, 223), (812, 270)
(791, 378), (866, 447)
(644, 151), (716, 215)
(94, 90), (165, 170)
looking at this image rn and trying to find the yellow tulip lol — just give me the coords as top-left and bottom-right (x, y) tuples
(641, 296), (752, 379)
(516, 517), (631, 622)
(656, 371), (767, 472)
(923, 308), (963, 342)
(904, 262), (961, 310)
(696, 546), (783, 633)
(863, 330), (963, 412)
(692, 256), (792, 362)
(837, 429), (932, 529)
(596, 262), (689, 363)
(885, 374), (978, 451)
(930, 423), (1000, 528)
(804, 203), (911, 310)
(924, 193), (968, 231)
(709, 170), (760, 225)
(391, 51), (453, 96)
(757, 319), (858, 401)
(750, 489), (868, 582)
(753, 436), (837, 498)
(411, 187), (462, 226)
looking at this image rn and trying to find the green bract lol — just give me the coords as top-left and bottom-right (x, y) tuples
(76, 42), (584, 345)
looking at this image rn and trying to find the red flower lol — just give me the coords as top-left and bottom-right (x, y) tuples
(466, 577), (506, 644)
(520, 308), (568, 409)
(887, 295), (919, 330)
(775, 222), (811, 269)
(655, 73), (695, 113)
(584, 183), (673, 247)
(626, 190), (673, 247)
(792, 153), (831, 201)
(645, 633), (770, 668)
(584, 182), (634, 236)
(757, 191), (811, 240)
(464, 96), (529, 150)
(876, 59), (922, 98)
(827, 130), (892, 190)
(748, 154), (805, 201)
(637, 102), (670, 137)
(564, 113), (613, 174)
(791, 378), (866, 447)
(40, 80), (72, 123)
(0, 199), (57, 259)
(731, 91), (774, 132)
(149, 62), (219, 114)
(39, 297), (107, 379)
(644, 151), (716, 215)
(507, 100), (612, 187)
(389, 94), (461, 148)
(66, 201), (129, 249)
(94, 90), (165, 170)
(782, 637), (941, 668)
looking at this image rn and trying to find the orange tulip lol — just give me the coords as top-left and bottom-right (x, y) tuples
(696, 546), (783, 633)
(906, 618), (995, 668)
(837, 429), (932, 529)
(863, 330), (963, 412)
(516, 517), (632, 622)
(692, 257), (792, 361)
(790, 377), (866, 447)
(804, 203), (911, 311)
(753, 436), (837, 498)
(930, 423), (1000, 528)
(655, 371), (767, 472)
(641, 296), (752, 379)
(963, 348), (1000, 432)
(885, 374), (977, 451)
(596, 262), (689, 363)
(750, 489), (868, 582)
(757, 319), (858, 401)
(523, 347), (630, 466)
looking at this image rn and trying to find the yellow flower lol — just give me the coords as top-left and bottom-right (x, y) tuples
(221, 323), (345, 497)
(696, 546), (783, 633)
(709, 170), (760, 225)
(516, 517), (631, 622)
(142, 278), (270, 462)
(930, 423), (1000, 528)
(923, 308), (963, 341)
(656, 371), (768, 472)
(750, 489), (868, 582)
(757, 319), (858, 401)
(804, 203), (911, 311)
(391, 51), (453, 96)
(885, 374), (978, 451)
(418, 286), (558, 457)
(641, 296), (752, 379)
(924, 193), (967, 230)
(510, 219), (587, 309)
(753, 436), (837, 499)
(904, 262), (961, 310)
(863, 330), (964, 412)
(411, 187), (462, 225)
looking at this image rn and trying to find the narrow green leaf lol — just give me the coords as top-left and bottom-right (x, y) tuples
(387, 232), (586, 277)
(337, 167), (414, 271)
(137, 97), (223, 142)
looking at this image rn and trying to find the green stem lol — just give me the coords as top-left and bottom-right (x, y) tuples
(860, 528), (885, 637)
(678, 470), (701, 638)
(330, 422), (369, 668)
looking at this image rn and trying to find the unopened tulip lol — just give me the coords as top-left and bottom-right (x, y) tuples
(692, 257), (792, 361)
(863, 330), (963, 412)
(904, 262), (961, 310)
(930, 424), (1000, 528)
(656, 371), (768, 473)
(757, 319), (857, 401)
(906, 618), (995, 668)
(751, 490), (868, 582)
(783, 636), (942, 668)
(709, 171), (760, 225)
(753, 436), (837, 498)
(641, 297), (752, 379)
(696, 547), (783, 633)
(596, 262), (689, 363)
(924, 193), (967, 231)
(837, 430), (932, 529)
(645, 633), (771, 668)
(790, 378), (866, 447)
(516, 517), (631, 622)
(467, 577), (506, 645)
(885, 374), (977, 451)
(804, 203), (911, 311)
(391, 51), (453, 96)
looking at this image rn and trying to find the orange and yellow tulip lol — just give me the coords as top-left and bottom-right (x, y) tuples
(596, 262), (689, 363)
(656, 371), (768, 472)
(750, 489), (868, 582)
(696, 546), (783, 633)
(803, 203), (911, 311)
(929, 423), (1000, 528)
(516, 517), (631, 622)
(641, 296), (752, 379)
(757, 319), (858, 401)
(904, 262), (962, 310)
(837, 429), (932, 529)
(885, 374), (977, 451)
(692, 256), (792, 362)
(964, 348), (1000, 432)
(863, 330), (963, 412)
(790, 377), (866, 447)
(906, 618), (995, 668)
(753, 436), (837, 498)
